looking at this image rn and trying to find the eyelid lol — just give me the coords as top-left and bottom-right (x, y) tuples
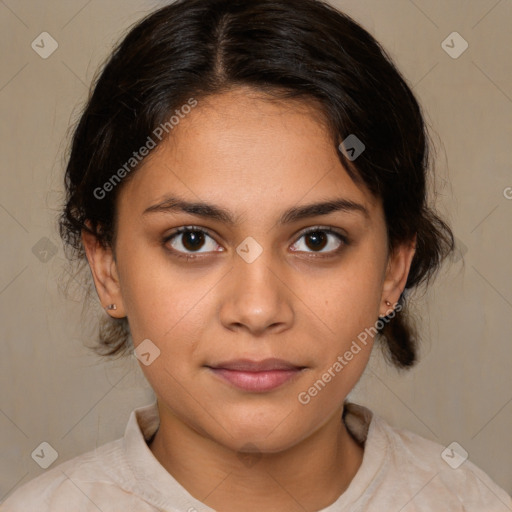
(296, 225), (348, 241)
(168, 225), (217, 238)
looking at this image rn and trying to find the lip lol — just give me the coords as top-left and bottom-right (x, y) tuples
(206, 358), (306, 392)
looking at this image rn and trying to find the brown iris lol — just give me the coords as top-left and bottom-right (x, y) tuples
(182, 230), (206, 252)
(305, 231), (328, 251)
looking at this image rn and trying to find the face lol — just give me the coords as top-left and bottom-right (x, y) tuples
(84, 87), (414, 453)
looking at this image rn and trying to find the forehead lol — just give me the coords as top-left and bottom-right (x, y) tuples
(119, 87), (380, 219)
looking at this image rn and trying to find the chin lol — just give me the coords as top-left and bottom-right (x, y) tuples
(226, 430), (303, 455)
(209, 415), (306, 454)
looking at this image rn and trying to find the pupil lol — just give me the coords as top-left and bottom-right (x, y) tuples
(306, 232), (327, 251)
(183, 231), (205, 251)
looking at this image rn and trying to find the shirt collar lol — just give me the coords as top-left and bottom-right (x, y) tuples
(121, 400), (385, 511)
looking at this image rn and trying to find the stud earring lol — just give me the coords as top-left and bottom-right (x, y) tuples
(385, 300), (392, 307)
(106, 304), (117, 311)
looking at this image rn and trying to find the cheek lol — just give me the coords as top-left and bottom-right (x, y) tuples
(294, 244), (386, 402)
(311, 257), (384, 341)
(295, 270), (380, 412)
(115, 241), (196, 341)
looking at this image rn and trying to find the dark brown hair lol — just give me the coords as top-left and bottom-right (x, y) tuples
(59, 0), (454, 368)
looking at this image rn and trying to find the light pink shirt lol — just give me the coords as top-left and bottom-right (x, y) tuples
(2, 401), (511, 511)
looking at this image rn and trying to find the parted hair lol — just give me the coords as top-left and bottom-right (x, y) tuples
(59, 0), (454, 368)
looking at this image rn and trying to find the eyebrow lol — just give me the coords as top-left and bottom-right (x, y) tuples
(142, 194), (369, 225)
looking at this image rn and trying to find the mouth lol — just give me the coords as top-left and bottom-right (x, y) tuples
(205, 358), (307, 393)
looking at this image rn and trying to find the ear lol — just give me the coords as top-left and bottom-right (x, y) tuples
(81, 224), (126, 318)
(380, 235), (416, 317)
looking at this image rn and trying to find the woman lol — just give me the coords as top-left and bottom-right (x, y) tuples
(3, 0), (510, 510)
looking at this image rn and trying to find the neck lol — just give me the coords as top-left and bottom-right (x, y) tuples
(149, 402), (364, 512)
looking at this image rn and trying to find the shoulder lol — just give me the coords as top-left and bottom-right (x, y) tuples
(343, 402), (511, 510)
(373, 412), (512, 510)
(0, 439), (130, 511)
(1, 403), (161, 512)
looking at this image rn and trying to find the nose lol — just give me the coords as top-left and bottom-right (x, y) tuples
(218, 248), (294, 337)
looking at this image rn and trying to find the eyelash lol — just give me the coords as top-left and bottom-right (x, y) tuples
(163, 225), (349, 261)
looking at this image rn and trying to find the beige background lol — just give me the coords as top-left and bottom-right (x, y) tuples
(1, 0), (511, 502)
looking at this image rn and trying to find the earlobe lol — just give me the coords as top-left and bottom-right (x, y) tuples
(380, 236), (416, 316)
(81, 226), (126, 318)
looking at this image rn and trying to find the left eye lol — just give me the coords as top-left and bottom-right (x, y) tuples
(291, 228), (346, 254)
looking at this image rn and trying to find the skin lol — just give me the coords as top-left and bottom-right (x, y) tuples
(82, 86), (415, 511)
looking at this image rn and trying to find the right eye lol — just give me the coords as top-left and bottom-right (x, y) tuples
(163, 226), (223, 258)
